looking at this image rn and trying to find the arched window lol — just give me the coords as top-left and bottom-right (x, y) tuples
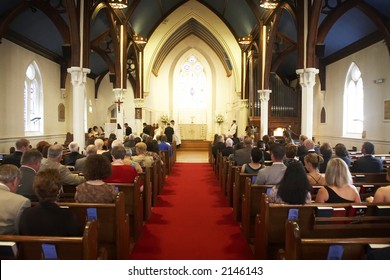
(178, 55), (207, 109)
(24, 61), (43, 134)
(343, 62), (363, 137)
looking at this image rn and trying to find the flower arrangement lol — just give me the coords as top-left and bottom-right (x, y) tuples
(215, 114), (224, 124)
(160, 114), (169, 124)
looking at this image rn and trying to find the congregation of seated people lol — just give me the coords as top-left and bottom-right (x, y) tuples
(212, 131), (390, 205)
(0, 127), (173, 238)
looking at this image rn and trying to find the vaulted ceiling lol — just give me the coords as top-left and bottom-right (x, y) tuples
(1, 0), (390, 86)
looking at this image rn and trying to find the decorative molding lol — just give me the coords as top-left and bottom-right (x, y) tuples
(67, 67), (91, 86)
(258, 89), (271, 102)
(296, 68), (319, 88)
(134, 98), (144, 108)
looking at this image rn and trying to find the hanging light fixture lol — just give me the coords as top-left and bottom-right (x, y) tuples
(133, 35), (148, 45)
(259, 0), (279, 10)
(108, 0), (128, 9)
(238, 34), (253, 46)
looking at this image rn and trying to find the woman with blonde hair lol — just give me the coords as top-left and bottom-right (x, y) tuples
(315, 158), (361, 203)
(304, 153), (326, 186)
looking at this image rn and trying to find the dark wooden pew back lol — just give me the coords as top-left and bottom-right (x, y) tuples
(233, 170), (256, 222)
(107, 176), (143, 243)
(241, 178), (273, 242)
(0, 221), (98, 260)
(254, 193), (390, 259)
(284, 220), (390, 260)
(56, 192), (129, 259)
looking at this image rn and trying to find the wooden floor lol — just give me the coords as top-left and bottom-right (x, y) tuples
(176, 150), (209, 163)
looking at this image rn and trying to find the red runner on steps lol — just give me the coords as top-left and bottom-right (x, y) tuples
(129, 163), (254, 260)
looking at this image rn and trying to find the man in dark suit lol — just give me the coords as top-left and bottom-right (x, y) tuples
(228, 136), (253, 166)
(212, 135), (225, 159)
(2, 138), (30, 168)
(63, 141), (85, 166)
(17, 149), (42, 202)
(164, 123), (174, 143)
(351, 141), (383, 173)
(124, 123), (132, 136)
(142, 122), (152, 136)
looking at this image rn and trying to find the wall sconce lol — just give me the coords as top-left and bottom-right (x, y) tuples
(374, 78), (385, 84)
(108, 0), (128, 9)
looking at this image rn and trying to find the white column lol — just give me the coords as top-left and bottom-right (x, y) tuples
(134, 98), (144, 135)
(296, 68), (319, 139)
(238, 99), (249, 137)
(113, 88), (125, 141)
(258, 89), (271, 137)
(67, 67), (91, 148)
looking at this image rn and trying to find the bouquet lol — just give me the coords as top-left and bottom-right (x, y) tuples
(215, 114), (224, 124)
(160, 114), (169, 124)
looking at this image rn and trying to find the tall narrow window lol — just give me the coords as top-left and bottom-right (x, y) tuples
(178, 55), (207, 109)
(343, 62), (363, 137)
(24, 61), (43, 134)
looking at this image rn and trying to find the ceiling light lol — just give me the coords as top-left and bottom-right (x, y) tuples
(133, 35), (148, 45)
(108, 0), (128, 9)
(238, 35), (253, 46)
(260, 0), (279, 10)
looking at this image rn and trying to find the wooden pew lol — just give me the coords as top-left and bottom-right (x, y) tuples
(160, 150), (171, 175)
(56, 192), (129, 259)
(352, 172), (387, 184)
(151, 159), (160, 206)
(0, 221), (99, 260)
(240, 178), (272, 242)
(208, 141), (213, 165)
(254, 193), (390, 260)
(226, 162), (239, 207)
(217, 152), (223, 180)
(233, 169), (256, 222)
(139, 167), (152, 221)
(220, 156), (229, 195)
(107, 176), (143, 243)
(284, 220), (390, 260)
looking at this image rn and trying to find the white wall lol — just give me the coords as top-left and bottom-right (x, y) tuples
(0, 39), (68, 152)
(145, 35), (239, 139)
(314, 41), (390, 153)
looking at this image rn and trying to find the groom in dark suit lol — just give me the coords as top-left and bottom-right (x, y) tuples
(351, 141), (383, 173)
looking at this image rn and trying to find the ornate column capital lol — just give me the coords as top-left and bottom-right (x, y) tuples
(239, 99), (249, 109)
(258, 89), (271, 102)
(134, 98), (144, 108)
(67, 67), (90, 86)
(296, 68), (319, 88)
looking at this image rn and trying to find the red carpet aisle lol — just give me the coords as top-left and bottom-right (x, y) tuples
(129, 163), (254, 260)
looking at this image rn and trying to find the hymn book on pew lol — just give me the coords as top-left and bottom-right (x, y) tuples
(348, 205), (367, 217)
(315, 206), (348, 224)
(41, 244), (58, 260)
(360, 185), (375, 194)
(0, 241), (18, 260)
(288, 209), (299, 220)
(332, 207), (347, 224)
(87, 208), (98, 221)
(327, 245), (344, 260)
(376, 205), (390, 216)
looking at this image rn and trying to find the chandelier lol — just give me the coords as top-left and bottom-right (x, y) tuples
(259, 0), (279, 9)
(108, 0), (128, 9)
(238, 35), (253, 46)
